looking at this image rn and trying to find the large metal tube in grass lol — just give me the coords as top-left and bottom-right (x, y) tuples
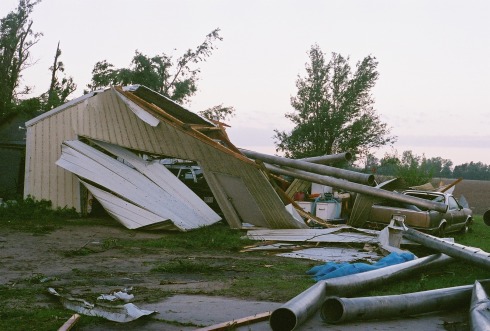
(239, 149), (374, 185)
(470, 280), (490, 331)
(321, 284), (472, 324)
(269, 253), (453, 331)
(403, 228), (490, 270)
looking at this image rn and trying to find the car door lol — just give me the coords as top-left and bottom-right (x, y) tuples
(447, 195), (465, 230)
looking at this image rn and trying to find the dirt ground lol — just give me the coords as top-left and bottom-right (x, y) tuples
(0, 222), (239, 296)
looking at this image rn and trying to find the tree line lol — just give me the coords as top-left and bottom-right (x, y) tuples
(360, 150), (490, 184)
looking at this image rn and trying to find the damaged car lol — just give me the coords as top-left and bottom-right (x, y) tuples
(365, 190), (472, 236)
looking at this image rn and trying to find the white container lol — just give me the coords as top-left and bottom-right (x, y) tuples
(315, 201), (340, 220)
(296, 201), (313, 213)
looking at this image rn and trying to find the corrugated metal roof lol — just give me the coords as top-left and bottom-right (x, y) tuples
(25, 90), (104, 127)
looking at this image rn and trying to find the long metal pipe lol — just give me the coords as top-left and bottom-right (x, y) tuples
(300, 152), (352, 164)
(264, 163), (448, 213)
(239, 149), (374, 185)
(321, 284), (472, 324)
(470, 280), (490, 331)
(269, 253), (453, 331)
(403, 228), (490, 270)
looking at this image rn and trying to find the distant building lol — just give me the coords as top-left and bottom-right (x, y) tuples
(0, 112), (31, 198)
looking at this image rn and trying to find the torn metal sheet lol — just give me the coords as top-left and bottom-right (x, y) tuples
(277, 247), (380, 263)
(48, 288), (155, 323)
(247, 228), (378, 244)
(80, 180), (177, 230)
(56, 140), (220, 231)
(284, 203), (308, 226)
(241, 243), (299, 252)
(97, 291), (134, 302)
(115, 89), (160, 127)
(92, 139), (219, 223)
(470, 280), (490, 331)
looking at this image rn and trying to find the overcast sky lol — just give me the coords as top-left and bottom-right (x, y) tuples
(2, 0), (489, 166)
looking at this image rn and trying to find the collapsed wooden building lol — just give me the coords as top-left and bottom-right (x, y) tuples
(23, 85), (306, 230)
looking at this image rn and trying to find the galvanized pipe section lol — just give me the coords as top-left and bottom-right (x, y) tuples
(265, 164), (448, 213)
(239, 149), (374, 185)
(321, 285), (472, 324)
(470, 280), (490, 331)
(300, 152), (352, 164)
(269, 253), (453, 331)
(403, 228), (490, 270)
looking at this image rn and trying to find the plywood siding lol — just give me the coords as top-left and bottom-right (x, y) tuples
(25, 88), (303, 229)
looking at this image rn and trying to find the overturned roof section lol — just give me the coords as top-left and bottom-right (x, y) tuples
(24, 85), (305, 229)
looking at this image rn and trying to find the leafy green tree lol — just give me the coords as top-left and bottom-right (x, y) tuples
(199, 104), (236, 122)
(42, 41), (76, 111)
(453, 162), (490, 180)
(88, 28), (222, 104)
(274, 44), (395, 159)
(0, 0), (42, 119)
(421, 156), (453, 179)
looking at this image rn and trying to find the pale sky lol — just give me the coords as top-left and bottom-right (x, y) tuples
(2, 0), (490, 166)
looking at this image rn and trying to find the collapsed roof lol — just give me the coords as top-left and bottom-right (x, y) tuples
(24, 85), (307, 230)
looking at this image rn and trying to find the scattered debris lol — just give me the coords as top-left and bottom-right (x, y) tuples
(277, 247), (380, 263)
(57, 313), (80, 331)
(194, 311), (271, 331)
(247, 227), (378, 244)
(97, 291), (134, 302)
(48, 288), (156, 323)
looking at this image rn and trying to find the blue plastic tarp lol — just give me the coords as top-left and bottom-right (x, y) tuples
(307, 252), (416, 281)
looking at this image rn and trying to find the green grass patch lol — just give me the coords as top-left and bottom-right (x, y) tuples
(218, 259), (315, 301)
(0, 197), (80, 233)
(118, 222), (254, 252)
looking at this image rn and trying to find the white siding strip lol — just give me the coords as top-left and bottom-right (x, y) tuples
(114, 89), (160, 127)
(56, 140), (220, 231)
(80, 180), (176, 230)
(247, 228), (378, 244)
(91, 139), (220, 223)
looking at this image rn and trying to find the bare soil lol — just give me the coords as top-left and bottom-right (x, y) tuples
(0, 221), (242, 305)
